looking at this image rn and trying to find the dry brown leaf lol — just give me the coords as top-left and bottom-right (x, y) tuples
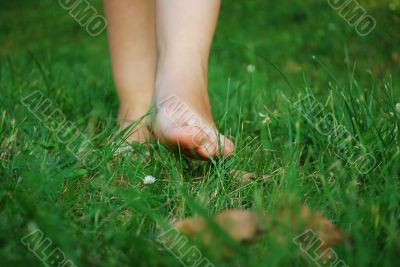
(174, 210), (262, 245)
(231, 170), (271, 184)
(267, 205), (343, 249)
(174, 217), (207, 237)
(192, 170), (270, 183)
(171, 205), (343, 250)
(213, 209), (263, 242)
(299, 205), (343, 247)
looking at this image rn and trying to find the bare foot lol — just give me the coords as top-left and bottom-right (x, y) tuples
(150, 59), (234, 159)
(116, 105), (151, 144)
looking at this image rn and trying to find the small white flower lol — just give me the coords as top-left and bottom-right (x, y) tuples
(246, 64), (256, 73)
(259, 113), (271, 124)
(143, 175), (156, 185)
(396, 103), (400, 112)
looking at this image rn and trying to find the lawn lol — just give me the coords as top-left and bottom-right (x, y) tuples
(1, 0), (399, 266)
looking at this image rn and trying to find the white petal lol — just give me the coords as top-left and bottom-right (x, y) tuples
(143, 175), (156, 185)
(246, 64), (256, 73)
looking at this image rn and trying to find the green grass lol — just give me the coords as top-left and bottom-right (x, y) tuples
(1, 0), (399, 266)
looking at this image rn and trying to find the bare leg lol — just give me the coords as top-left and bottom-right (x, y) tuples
(152, 0), (234, 159)
(104, 0), (156, 143)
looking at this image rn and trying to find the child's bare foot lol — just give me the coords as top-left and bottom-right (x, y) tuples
(150, 57), (234, 159)
(116, 105), (151, 144)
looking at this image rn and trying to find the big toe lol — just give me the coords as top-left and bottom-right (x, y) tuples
(196, 134), (234, 159)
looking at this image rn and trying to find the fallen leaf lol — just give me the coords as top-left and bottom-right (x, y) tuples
(169, 205), (343, 252)
(214, 209), (263, 242)
(299, 205), (343, 247)
(231, 170), (271, 184)
(191, 170), (270, 184)
(175, 210), (263, 244)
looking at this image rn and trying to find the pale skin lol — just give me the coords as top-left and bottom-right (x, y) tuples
(104, 0), (234, 159)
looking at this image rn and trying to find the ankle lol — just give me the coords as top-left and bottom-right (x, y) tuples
(155, 70), (208, 101)
(156, 52), (208, 84)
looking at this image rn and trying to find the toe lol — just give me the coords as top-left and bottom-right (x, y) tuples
(196, 134), (234, 159)
(220, 135), (235, 156)
(196, 141), (218, 159)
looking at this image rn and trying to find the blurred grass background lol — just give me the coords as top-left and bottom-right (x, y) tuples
(0, 0), (399, 266)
